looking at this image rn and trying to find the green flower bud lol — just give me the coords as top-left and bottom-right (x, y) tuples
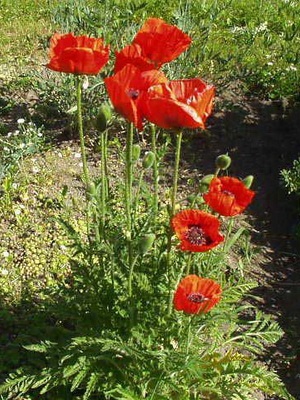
(138, 233), (155, 255)
(199, 174), (214, 193)
(132, 144), (141, 162)
(142, 151), (155, 169)
(187, 195), (196, 204)
(242, 175), (254, 188)
(215, 154), (231, 170)
(95, 103), (112, 132)
(87, 182), (97, 198)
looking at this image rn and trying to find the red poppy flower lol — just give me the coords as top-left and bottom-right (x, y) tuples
(203, 177), (255, 216)
(133, 18), (192, 67)
(142, 79), (215, 130)
(114, 44), (155, 73)
(174, 275), (222, 314)
(104, 64), (168, 130)
(171, 209), (224, 252)
(47, 33), (109, 75)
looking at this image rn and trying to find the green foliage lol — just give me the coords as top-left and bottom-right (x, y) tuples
(0, 120), (46, 182)
(281, 156), (300, 195)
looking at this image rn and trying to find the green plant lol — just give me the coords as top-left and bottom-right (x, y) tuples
(281, 156), (300, 195)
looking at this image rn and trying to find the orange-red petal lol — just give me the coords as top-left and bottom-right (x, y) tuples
(142, 79), (215, 130)
(203, 177), (255, 216)
(104, 64), (168, 130)
(171, 209), (224, 252)
(47, 33), (109, 75)
(133, 18), (192, 66)
(114, 44), (155, 73)
(174, 275), (222, 314)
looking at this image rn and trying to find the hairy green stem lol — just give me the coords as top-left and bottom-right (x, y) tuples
(171, 131), (183, 216)
(100, 130), (108, 236)
(167, 131), (183, 315)
(151, 124), (159, 219)
(126, 123), (134, 298)
(76, 76), (90, 188)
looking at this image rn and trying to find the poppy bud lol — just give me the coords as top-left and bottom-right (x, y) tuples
(132, 144), (141, 162)
(138, 233), (156, 255)
(199, 174), (214, 193)
(95, 103), (112, 132)
(87, 182), (97, 199)
(215, 154), (231, 170)
(243, 175), (254, 188)
(187, 195), (195, 204)
(142, 151), (155, 169)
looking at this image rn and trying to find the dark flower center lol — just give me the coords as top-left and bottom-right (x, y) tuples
(222, 190), (235, 197)
(127, 88), (140, 100)
(187, 292), (208, 303)
(185, 225), (212, 246)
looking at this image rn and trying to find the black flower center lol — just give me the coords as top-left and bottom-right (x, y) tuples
(185, 225), (212, 246)
(187, 292), (208, 303)
(127, 88), (140, 100)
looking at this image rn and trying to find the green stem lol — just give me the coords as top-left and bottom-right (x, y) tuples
(151, 124), (159, 219)
(214, 167), (220, 176)
(167, 131), (183, 315)
(171, 131), (183, 216)
(76, 76), (90, 188)
(133, 170), (145, 220)
(186, 253), (192, 275)
(100, 130), (107, 236)
(126, 123), (134, 297)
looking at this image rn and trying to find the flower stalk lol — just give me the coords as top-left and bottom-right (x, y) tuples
(126, 123), (134, 298)
(167, 130), (183, 315)
(76, 76), (90, 188)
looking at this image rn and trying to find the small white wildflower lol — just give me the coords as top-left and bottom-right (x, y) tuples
(17, 118), (25, 124)
(12, 183), (18, 189)
(82, 76), (89, 90)
(58, 152), (63, 158)
(2, 251), (9, 258)
(13, 130), (19, 136)
(267, 62), (274, 66)
(32, 166), (40, 174)
(74, 152), (81, 158)
(19, 143), (26, 149)
(4, 147), (10, 152)
(1, 269), (9, 276)
(37, 132), (43, 137)
(7, 132), (12, 137)
(14, 208), (22, 215)
(286, 65), (297, 72)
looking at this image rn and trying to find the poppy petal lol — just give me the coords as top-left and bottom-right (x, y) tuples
(133, 18), (192, 66)
(171, 209), (224, 252)
(47, 33), (109, 75)
(174, 275), (222, 314)
(204, 177), (255, 216)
